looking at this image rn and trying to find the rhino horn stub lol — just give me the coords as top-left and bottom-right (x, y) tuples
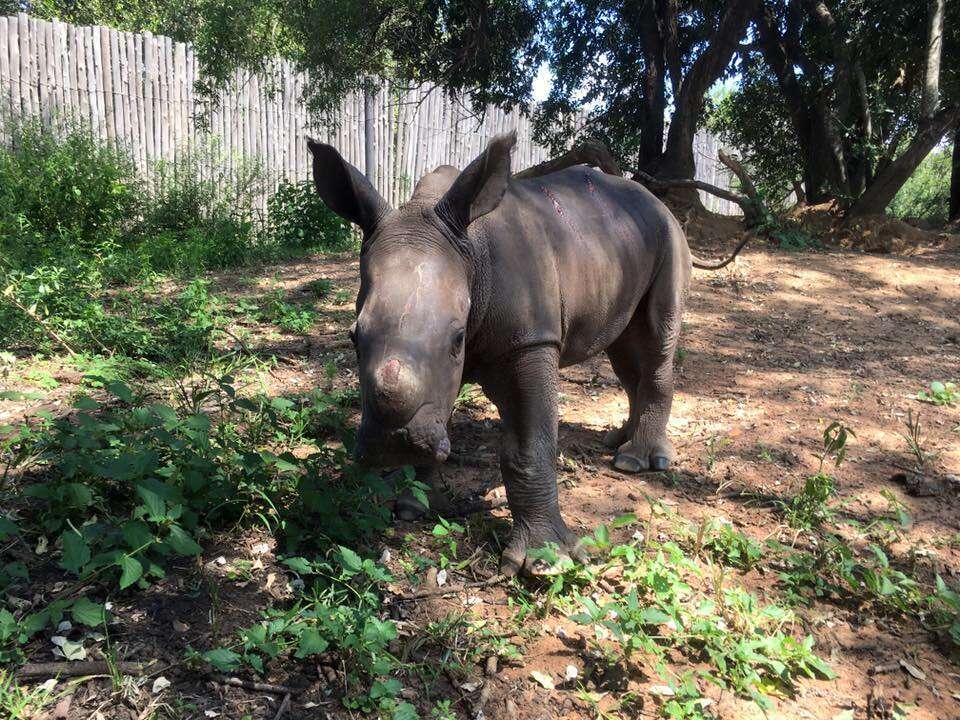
(372, 357), (422, 426)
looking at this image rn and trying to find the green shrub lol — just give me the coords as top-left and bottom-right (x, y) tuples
(890, 147), (952, 223)
(138, 142), (268, 275)
(0, 118), (141, 265)
(268, 179), (355, 252)
(0, 119), (358, 359)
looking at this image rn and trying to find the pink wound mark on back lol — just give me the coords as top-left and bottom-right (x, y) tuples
(585, 173), (597, 195)
(381, 358), (401, 385)
(539, 184), (583, 241)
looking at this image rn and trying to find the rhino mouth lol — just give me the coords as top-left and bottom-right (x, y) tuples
(354, 405), (451, 468)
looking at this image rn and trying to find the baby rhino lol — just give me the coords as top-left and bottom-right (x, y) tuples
(308, 131), (691, 575)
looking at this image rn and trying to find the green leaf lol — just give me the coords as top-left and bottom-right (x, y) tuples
(71, 596), (106, 627)
(804, 653), (836, 680)
(118, 555), (144, 589)
(55, 637), (87, 661)
(121, 520), (154, 550)
(371, 677), (403, 699)
(165, 525), (202, 556)
(60, 530), (91, 576)
(135, 479), (169, 521)
(294, 628), (329, 658)
(639, 608), (672, 625)
(73, 395), (100, 410)
(0, 515), (19, 539)
(202, 648), (241, 671)
(393, 701), (419, 720)
(337, 546), (363, 575)
(106, 381), (134, 403)
(282, 557), (313, 574)
(612, 513), (638, 528)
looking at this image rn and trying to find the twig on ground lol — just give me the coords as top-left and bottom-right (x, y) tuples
(394, 573), (508, 602)
(435, 497), (508, 518)
(559, 374), (619, 387)
(272, 693), (292, 720)
(16, 661), (147, 679)
(211, 675), (298, 695)
(1, 290), (78, 357)
(869, 661), (901, 675)
(219, 326), (253, 356)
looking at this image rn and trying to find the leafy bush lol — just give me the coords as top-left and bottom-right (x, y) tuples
(917, 380), (958, 406)
(0, 118), (141, 265)
(268, 179), (355, 252)
(890, 147), (952, 224)
(0, 120), (358, 359)
(138, 142), (267, 275)
(0, 369), (387, 663)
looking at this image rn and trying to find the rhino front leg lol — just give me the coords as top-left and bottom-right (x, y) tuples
(480, 345), (585, 575)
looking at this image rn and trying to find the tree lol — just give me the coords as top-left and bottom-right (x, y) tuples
(951, 128), (960, 222)
(848, 0), (957, 216)
(533, 0), (759, 200)
(713, 0), (959, 217)
(189, 0), (543, 119)
(4, 0), (199, 41)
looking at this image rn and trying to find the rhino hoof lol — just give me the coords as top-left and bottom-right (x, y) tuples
(613, 453), (648, 473)
(651, 456), (670, 471)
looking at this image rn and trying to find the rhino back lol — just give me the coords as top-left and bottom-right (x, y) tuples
(473, 166), (679, 366)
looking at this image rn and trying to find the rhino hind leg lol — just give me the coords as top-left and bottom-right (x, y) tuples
(605, 266), (686, 474)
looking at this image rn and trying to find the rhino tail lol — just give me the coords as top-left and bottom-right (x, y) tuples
(690, 232), (754, 270)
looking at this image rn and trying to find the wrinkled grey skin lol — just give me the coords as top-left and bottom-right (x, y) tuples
(307, 131), (690, 575)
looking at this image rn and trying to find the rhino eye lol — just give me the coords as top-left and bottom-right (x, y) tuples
(451, 328), (466, 356)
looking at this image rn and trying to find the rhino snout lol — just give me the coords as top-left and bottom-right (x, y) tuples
(370, 356), (423, 427)
(354, 405), (450, 468)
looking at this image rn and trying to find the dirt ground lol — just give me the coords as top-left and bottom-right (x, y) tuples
(4, 227), (960, 720)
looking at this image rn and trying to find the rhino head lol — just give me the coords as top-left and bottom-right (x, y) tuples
(307, 132), (516, 468)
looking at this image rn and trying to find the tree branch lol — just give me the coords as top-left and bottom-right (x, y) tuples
(718, 150), (758, 200)
(1, 288), (78, 358)
(631, 170), (760, 223)
(513, 139), (623, 179)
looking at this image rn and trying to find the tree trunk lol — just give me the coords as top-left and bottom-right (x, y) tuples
(847, 107), (960, 217)
(950, 126), (960, 222)
(921, 0), (945, 118)
(848, 0), (953, 218)
(658, 0), (758, 195)
(755, 3), (833, 203)
(638, 0), (667, 170)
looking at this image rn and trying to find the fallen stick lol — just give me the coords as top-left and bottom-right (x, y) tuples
(1, 290), (78, 358)
(869, 661), (901, 676)
(394, 574), (507, 602)
(272, 693), (292, 720)
(16, 661), (146, 679)
(211, 675), (298, 695)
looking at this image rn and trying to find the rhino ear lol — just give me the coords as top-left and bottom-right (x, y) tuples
(307, 138), (390, 234)
(437, 130), (516, 230)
